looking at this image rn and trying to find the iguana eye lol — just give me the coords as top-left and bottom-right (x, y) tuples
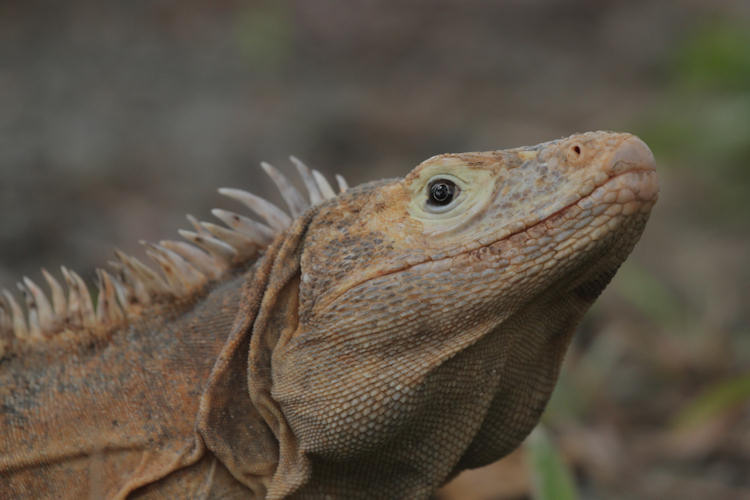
(409, 171), (483, 225)
(427, 179), (459, 207)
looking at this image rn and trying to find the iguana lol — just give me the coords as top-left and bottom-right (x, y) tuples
(0, 131), (658, 499)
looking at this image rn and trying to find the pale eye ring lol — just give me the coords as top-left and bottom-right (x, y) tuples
(427, 178), (459, 206)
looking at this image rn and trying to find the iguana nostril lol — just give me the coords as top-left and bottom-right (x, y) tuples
(566, 143), (584, 164)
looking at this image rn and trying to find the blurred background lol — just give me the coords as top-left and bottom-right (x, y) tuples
(1, 1), (748, 498)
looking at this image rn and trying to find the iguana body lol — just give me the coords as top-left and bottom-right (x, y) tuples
(0, 131), (658, 499)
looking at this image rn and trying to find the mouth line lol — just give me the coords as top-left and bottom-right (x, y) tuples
(320, 167), (656, 312)
(510, 166), (656, 239)
(455, 166), (655, 258)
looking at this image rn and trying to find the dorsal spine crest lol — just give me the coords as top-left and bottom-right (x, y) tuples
(0, 158), (345, 352)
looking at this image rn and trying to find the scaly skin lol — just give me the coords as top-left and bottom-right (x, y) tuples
(0, 131), (658, 499)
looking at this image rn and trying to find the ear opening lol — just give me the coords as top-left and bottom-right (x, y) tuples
(196, 212), (314, 496)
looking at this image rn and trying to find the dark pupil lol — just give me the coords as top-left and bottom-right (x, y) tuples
(429, 180), (455, 205)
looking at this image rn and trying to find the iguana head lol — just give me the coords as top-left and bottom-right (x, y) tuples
(256, 131), (657, 496)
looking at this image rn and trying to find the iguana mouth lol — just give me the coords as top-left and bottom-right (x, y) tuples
(489, 167), (657, 253)
(477, 135), (658, 249)
(323, 155), (657, 313)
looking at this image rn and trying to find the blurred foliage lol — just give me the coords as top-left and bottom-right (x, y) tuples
(626, 16), (750, 431)
(526, 428), (580, 500)
(614, 261), (685, 327)
(672, 373), (750, 430)
(542, 369), (589, 424)
(675, 21), (750, 92)
(636, 19), (750, 226)
(235, 2), (294, 71)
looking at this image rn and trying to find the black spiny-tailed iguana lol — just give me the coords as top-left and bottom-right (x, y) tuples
(0, 131), (658, 498)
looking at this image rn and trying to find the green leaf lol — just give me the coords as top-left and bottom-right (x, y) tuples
(672, 372), (750, 430)
(526, 427), (579, 500)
